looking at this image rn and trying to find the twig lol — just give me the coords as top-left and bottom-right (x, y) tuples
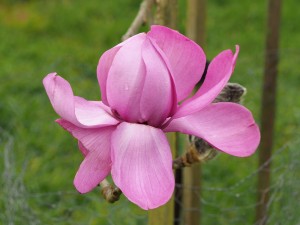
(173, 139), (217, 169)
(154, 0), (177, 28)
(100, 179), (122, 203)
(122, 0), (155, 41)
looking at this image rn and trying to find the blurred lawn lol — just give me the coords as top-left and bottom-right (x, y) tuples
(0, 0), (299, 224)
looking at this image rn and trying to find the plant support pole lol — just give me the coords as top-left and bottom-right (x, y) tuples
(255, 0), (281, 224)
(148, 1), (177, 225)
(183, 1), (206, 225)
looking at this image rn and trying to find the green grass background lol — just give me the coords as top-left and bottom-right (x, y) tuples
(0, 0), (299, 224)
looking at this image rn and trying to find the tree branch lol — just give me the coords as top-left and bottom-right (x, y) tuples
(122, 0), (155, 41)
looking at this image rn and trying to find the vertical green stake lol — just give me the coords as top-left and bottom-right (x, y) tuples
(255, 0), (281, 224)
(148, 1), (178, 224)
(183, 1), (206, 225)
(148, 133), (176, 225)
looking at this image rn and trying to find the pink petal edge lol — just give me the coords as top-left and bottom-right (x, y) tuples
(78, 141), (89, 156)
(97, 46), (122, 105)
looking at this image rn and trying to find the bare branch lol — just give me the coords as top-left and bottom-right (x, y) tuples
(122, 0), (155, 41)
(154, 0), (177, 28)
(173, 140), (217, 169)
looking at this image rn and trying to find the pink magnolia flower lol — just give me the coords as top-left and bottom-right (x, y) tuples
(43, 25), (260, 210)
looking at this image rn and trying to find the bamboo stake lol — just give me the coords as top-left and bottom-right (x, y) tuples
(148, 132), (176, 225)
(255, 0), (281, 224)
(183, 1), (206, 225)
(148, 1), (178, 225)
(186, 0), (206, 44)
(122, 0), (155, 41)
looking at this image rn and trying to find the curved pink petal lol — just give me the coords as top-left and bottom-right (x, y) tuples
(74, 150), (110, 193)
(97, 34), (146, 105)
(97, 46), (122, 105)
(56, 119), (115, 193)
(174, 46), (239, 118)
(43, 73), (119, 128)
(164, 103), (260, 157)
(139, 37), (176, 126)
(148, 25), (206, 101)
(78, 141), (89, 156)
(111, 122), (174, 210)
(106, 34), (147, 122)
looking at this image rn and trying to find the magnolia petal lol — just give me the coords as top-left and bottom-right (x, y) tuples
(174, 46), (239, 118)
(75, 97), (119, 127)
(164, 103), (260, 157)
(139, 37), (175, 126)
(43, 73), (119, 128)
(56, 119), (115, 153)
(97, 34), (146, 105)
(111, 122), (174, 210)
(97, 46), (122, 105)
(78, 141), (88, 156)
(56, 119), (115, 193)
(148, 25), (206, 101)
(74, 150), (111, 193)
(106, 33), (147, 122)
